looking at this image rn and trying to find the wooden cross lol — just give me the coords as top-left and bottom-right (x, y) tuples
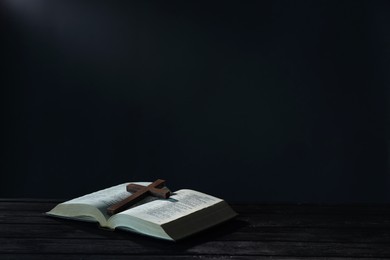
(107, 179), (171, 215)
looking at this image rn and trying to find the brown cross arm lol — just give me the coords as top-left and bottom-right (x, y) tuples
(107, 179), (171, 215)
(127, 183), (171, 198)
(107, 189), (148, 215)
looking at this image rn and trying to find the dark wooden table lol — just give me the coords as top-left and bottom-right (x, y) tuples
(1, 199), (390, 259)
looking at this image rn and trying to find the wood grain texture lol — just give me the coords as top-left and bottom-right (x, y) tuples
(0, 200), (389, 259)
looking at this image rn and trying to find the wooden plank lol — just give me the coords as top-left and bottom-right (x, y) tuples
(0, 238), (389, 257)
(0, 213), (68, 225)
(232, 204), (390, 215)
(1, 223), (390, 244)
(0, 199), (62, 202)
(237, 214), (390, 228)
(2, 211), (390, 229)
(2, 201), (390, 215)
(0, 255), (385, 260)
(1, 201), (390, 258)
(0, 201), (57, 212)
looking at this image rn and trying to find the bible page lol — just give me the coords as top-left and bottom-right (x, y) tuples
(62, 182), (151, 219)
(48, 182), (151, 223)
(118, 189), (223, 225)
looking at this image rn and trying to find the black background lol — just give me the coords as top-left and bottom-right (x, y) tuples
(1, 0), (389, 203)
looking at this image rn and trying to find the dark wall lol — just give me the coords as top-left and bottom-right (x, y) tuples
(1, 0), (389, 202)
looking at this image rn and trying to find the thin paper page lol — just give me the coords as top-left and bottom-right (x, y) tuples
(63, 182), (151, 218)
(120, 189), (222, 224)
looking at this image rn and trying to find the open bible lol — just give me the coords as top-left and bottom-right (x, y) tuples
(46, 182), (238, 241)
